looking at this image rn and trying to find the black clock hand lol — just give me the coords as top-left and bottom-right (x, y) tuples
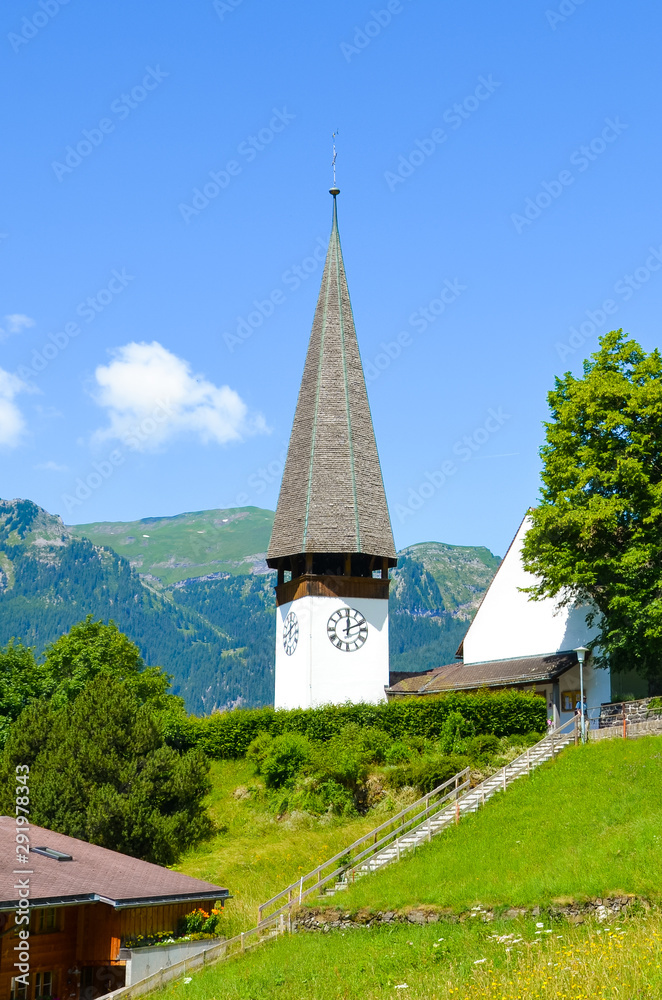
(344, 622), (364, 635)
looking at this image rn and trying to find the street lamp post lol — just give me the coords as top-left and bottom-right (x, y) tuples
(575, 646), (589, 743)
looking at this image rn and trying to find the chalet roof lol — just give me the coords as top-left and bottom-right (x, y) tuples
(0, 817), (229, 910)
(267, 192), (396, 565)
(386, 651), (579, 696)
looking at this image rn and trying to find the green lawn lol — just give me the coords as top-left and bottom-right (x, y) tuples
(322, 736), (662, 915)
(154, 912), (662, 999)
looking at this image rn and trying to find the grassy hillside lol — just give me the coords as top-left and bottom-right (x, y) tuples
(177, 738), (662, 938)
(172, 758), (381, 938)
(160, 737), (662, 1000)
(317, 736), (662, 914)
(392, 542), (500, 619)
(69, 507), (275, 585)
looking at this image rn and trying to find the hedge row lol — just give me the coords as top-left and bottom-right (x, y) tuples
(166, 691), (547, 759)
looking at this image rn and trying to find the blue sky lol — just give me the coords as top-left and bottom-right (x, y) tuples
(2, 0), (661, 557)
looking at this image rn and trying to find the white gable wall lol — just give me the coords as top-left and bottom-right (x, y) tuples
(463, 515), (597, 664)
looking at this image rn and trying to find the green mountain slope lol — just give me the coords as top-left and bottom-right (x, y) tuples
(393, 542), (501, 618)
(389, 542), (500, 671)
(72, 511), (501, 672)
(0, 499), (273, 713)
(69, 507), (274, 585)
(0, 498), (500, 713)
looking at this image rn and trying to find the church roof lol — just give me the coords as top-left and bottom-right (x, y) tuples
(386, 651), (579, 697)
(267, 192), (396, 564)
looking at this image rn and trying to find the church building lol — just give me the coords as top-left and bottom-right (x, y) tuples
(266, 187), (397, 710)
(386, 513), (612, 728)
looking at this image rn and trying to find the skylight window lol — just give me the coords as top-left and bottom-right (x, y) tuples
(30, 846), (73, 862)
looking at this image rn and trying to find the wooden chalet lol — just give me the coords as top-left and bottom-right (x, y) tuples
(0, 818), (229, 1000)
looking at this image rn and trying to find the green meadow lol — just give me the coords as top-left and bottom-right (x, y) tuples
(154, 912), (662, 1000)
(167, 737), (662, 998)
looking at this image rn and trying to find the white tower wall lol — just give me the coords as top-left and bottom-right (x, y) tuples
(274, 595), (389, 710)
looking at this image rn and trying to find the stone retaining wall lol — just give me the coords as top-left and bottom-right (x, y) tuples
(295, 896), (650, 932)
(592, 717), (662, 741)
(600, 697), (662, 727)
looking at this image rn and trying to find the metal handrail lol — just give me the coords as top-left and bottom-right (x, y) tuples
(257, 766), (470, 923)
(256, 774), (472, 927)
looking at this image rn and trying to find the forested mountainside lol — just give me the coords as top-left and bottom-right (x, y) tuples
(389, 542), (501, 672)
(0, 499), (500, 712)
(0, 499), (273, 711)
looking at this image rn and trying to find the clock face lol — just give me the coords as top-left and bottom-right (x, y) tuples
(327, 607), (368, 652)
(283, 611), (299, 656)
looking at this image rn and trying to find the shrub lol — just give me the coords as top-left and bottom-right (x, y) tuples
(384, 740), (412, 765)
(504, 730), (544, 749)
(270, 776), (356, 818)
(386, 753), (470, 795)
(261, 733), (312, 789)
(246, 731), (274, 773)
(410, 753), (471, 795)
(194, 691), (547, 760)
(310, 735), (371, 808)
(467, 733), (501, 765)
(345, 723), (392, 763)
(438, 711), (475, 754)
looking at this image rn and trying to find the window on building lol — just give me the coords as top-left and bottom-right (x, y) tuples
(32, 908), (62, 933)
(35, 972), (54, 999)
(561, 689), (581, 712)
(10, 978), (28, 1000)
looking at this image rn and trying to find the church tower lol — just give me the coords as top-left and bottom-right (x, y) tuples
(266, 188), (397, 709)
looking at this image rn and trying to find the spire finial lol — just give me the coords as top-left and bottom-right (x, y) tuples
(330, 130), (340, 197)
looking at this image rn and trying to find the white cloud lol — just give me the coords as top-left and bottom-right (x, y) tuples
(0, 367), (33, 447)
(0, 313), (35, 342)
(92, 341), (267, 451)
(35, 460), (68, 472)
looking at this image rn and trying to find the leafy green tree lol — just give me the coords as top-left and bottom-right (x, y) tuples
(43, 614), (174, 708)
(522, 330), (662, 685)
(0, 673), (212, 865)
(0, 616), (187, 750)
(0, 640), (49, 747)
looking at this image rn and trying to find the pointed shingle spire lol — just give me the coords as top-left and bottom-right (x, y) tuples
(267, 191), (396, 566)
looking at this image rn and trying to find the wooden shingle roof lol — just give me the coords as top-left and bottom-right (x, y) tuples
(267, 193), (396, 564)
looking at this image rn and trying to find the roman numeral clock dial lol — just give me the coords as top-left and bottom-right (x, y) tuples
(283, 611), (299, 656)
(327, 607), (368, 652)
